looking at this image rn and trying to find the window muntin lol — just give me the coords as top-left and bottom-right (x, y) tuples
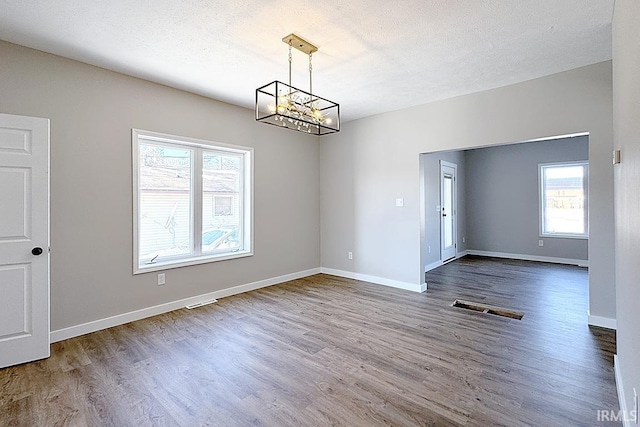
(539, 162), (588, 238)
(133, 130), (252, 273)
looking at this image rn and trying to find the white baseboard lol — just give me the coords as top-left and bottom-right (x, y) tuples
(424, 251), (469, 272)
(614, 355), (635, 427)
(320, 268), (425, 293)
(588, 310), (617, 330)
(50, 268), (321, 343)
(424, 260), (442, 273)
(457, 250), (470, 258)
(466, 250), (588, 267)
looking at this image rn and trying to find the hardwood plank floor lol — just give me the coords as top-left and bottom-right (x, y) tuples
(0, 256), (619, 426)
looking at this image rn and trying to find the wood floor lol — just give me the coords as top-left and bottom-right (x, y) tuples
(0, 256), (619, 426)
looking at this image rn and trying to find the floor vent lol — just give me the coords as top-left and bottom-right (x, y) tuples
(451, 299), (524, 320)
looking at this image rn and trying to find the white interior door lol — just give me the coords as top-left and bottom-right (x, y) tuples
(440, 161), (457, 262)
(0, 113), (50, 368)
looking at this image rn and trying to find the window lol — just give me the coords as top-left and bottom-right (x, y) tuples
(539, 161), (588, 238)
(214, 196), (233, 216)
(133, 129), (252, 273)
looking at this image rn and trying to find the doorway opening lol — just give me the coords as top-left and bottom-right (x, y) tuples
(420, 133), (589, 277)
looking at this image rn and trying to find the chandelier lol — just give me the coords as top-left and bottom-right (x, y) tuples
(256, 34), (340, 135)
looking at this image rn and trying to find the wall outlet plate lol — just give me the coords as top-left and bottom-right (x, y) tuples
(538, 240), (544, 247)
(157, 273), (166, 286)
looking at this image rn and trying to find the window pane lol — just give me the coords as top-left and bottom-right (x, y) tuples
(443, 175), (453, 247)
(214, 196), (232, 216)
(138, 143), (192, 264)
(543, 164), (585, 235)
(202, 151), (243, 253)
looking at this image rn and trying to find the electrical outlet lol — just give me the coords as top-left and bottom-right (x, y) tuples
(395, 198), (404, 207)
(348, 251), (353, 260)
(462, 237), (466, 243)
(157, 273), (165, 286)
(538, 240), (544, 247)
(428, 245), (431, 254)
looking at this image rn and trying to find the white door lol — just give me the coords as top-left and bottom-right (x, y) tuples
(440, 161), (457, 262)
(0, 113), (50, 368)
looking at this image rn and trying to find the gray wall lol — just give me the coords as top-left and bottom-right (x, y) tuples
(420, 151), (467, 268)
(465, 136), (589, 260)
(0, 41), (320, 331)
(613, 0), (640, 416)
(321, 61), (615, 321)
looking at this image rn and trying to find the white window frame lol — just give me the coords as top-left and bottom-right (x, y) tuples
(538, 161), (588, 239)
(132, 129), (253, 274)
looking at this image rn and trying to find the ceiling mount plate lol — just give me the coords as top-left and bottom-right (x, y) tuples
(282, 33), (318, 55)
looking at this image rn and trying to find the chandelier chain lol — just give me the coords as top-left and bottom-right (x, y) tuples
(309, 53), (313, 96)
(288, 41), (292, 89)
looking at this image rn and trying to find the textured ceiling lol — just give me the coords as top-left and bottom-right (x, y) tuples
(0, 0), (614, 122)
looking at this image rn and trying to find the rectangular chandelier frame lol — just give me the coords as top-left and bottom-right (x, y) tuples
(256, 80), (340, 136)
(255, 33), (340, 136)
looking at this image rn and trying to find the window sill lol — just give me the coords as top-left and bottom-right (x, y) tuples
(134, 250), (253, 274)
(539, 234), (589, 240)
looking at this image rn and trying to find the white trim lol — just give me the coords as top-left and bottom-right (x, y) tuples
(440, 160), (457, 262)
(320, 268), (425, 293)
(457, 250), (470, 258)
(425, 250), (469, 272)
(50, 268), (321, 343)
(587, 310), (617, 330)
(424, 260), (443, 272)
(615, 355), (635, 427)
(466, 250), (588, 267)
(134, 251), (254, 274)
(538, 161), (589, 239)
(131, 129), (254, 275)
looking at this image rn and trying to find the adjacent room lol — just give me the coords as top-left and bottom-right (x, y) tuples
(421, 134), (590, 271)
(1, 1), (639, 426)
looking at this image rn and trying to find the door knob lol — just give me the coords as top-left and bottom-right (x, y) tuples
(32, 247), (43, 256)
